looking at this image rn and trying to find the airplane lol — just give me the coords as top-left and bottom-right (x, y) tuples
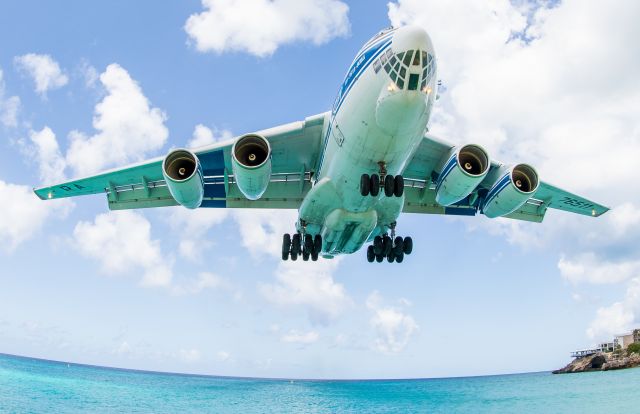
(34, 25), (609, 264)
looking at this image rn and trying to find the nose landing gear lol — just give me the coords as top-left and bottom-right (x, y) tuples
(365, 222), (413, 263)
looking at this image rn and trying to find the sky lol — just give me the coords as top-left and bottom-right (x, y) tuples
(0, 0), (639, 379)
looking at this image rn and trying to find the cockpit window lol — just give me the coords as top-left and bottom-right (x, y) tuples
(408, 73), (420, 90)
(412, 52), (421, 66)
(403, 50), (414, 66)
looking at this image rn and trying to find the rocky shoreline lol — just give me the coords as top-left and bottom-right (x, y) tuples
(553, 351), (640, 374)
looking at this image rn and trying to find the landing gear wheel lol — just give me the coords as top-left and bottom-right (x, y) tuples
(394, 175), (404, 197)
(360, 174), (370, 196)
(395, 251), (404, 263)
(384, 175), (395, 197)
(373, 236), (383, 255)
(292, 233), (302, 255)
(375, 253), (384, 263)
(282, 233), (291, 261)
(382, 235), (392, 256)
(303, 250), (310, 261)
(304, 234), (313, 254)
(403, 236), (413, 255)
(393, 236), (404, 255)
(367, 246), (375, 263)
(290, 251), (298, 261)
(387, 250), (396, 263)
(370, 174), (380, 196)
(313, 235), (322, 255)
(311, 252), (319, 261)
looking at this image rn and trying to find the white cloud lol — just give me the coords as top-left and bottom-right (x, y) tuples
(559, 253), (640, 285)
(27, 126), (67, 184)
(72, 211), (173, 287)
(366, 291), (418, 354)
(167, 208), (230, 262)
(187, 124), (232, 148)
(66, 64), (168, 176)
(178, 348), (202, 363)
(171, 271), (232, 296)
(0, 68), (20, 127)
(14, 53), (68, 97)
(233, 210), (297, 259)
(587, 277), (640, 340)
(280, 329), (319, 345)
(216, 350), (231, 362)
(261, 258), (351, 325)
(0, 180), (71, 252)
(78, 60), (99, 88)
(185, 0), (350, 57)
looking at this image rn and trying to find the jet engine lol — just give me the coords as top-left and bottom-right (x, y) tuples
(435, 144), (490, 206)
(162, 149), (204, 209)
(231, 134), (272, 200)
(482, 163), (539, 218)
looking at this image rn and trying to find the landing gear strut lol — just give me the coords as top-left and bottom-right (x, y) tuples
(282, 222), (322, 261)
(365, 222), (413, 264)
(360, 162), (404, 197)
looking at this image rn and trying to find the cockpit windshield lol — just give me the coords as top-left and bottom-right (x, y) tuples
(374, 48), (436, 92)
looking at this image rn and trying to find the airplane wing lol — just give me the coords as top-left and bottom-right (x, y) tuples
(402, 133), (609, 222)
(34, 113), (328, 210)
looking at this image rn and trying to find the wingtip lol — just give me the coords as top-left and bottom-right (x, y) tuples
(33, 187), (49, 200)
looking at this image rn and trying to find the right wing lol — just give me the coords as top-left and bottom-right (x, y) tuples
(402, 133), (609, 222)
(34, 113), (329, 210)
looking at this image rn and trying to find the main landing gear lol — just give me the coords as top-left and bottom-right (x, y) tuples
(282, 231), (322, 262)
(360, 162), (404, 197)
(365, 222), (413, 264)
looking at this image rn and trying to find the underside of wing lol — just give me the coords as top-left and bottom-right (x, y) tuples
(34, 113), (328, 211)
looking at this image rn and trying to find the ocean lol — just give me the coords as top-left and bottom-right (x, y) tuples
(0, 352), (638, 413)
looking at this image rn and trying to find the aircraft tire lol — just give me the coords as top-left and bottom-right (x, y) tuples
(313, 234), (322, 254)
(373, 236), (383, 255)
(292, 233), (302, 255)
(282, 233), (291, 261)
(360, 174), (370, 196)
(387, 250), (396, 263)
(370, 174), (380, 196)
(303, 251), (310, 261)
(291, 251), (298, 261)
(367, 246), (375, 263)
(395, 251), (404, 263)
(375, 253), (384, 263)
(394, 236), (404, 255)
(403, 236), (413, 255)
(311, 251), (319, 261)
(304, 234), (313, 254)
(394, 175), (404, 197)
(382, 235), (392, 255)
(384, 175), (395, 197)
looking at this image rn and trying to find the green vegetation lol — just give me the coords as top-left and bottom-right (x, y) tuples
(627, 343), (640, 354)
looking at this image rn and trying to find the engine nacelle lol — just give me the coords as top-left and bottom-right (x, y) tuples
(162, 149), (204, 209)
(231, 134), (272, 200)
(435, 144), (490, 206)
(482, 163), (539, 218)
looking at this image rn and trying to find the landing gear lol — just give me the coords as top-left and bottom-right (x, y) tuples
(360, 163), (404, 198)
(282, 225), (322, 262)
(365, 222), (413, 264)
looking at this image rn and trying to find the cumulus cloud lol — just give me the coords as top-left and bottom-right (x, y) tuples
(366, 291), (418, 354)
(171, 271), (233, 296)
(27, 126), (67, 184)
(261, 259), (352, 325)
(72, 211), (173, 287)
(559, 253), (640, 285)
(0, 68), (20, 127)
(0, 180), (70, 252)
(66, 64), (168, 176)
(187, 124), (233, 148)
(185, 0), (350, 57)
(14, 53), (68, 97)
(280, 329), (319, 345)
(587, 277), (640, 340)
(167, 208), (230, 262)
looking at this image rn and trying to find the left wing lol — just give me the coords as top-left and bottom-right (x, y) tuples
(34, 113), (328, 210)
(402, 133), (609, 222)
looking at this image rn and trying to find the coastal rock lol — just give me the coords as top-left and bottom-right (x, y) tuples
(553, 352), (640, 374)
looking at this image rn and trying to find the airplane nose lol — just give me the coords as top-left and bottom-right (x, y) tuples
(392, 25), (433, 53)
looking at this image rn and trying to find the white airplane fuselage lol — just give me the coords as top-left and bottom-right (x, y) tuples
(299, 26), (437, 256)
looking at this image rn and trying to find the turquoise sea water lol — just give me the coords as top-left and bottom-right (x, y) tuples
(1, 353), (639, 413)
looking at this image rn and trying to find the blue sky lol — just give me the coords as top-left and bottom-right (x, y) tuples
(1, 0), (639, 379)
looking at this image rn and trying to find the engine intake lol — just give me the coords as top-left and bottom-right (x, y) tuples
(435, 144), (490, 206)
(482, 163), (539, 218)
(162, 149), (204, 209)
(231, 134), (272, 200)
